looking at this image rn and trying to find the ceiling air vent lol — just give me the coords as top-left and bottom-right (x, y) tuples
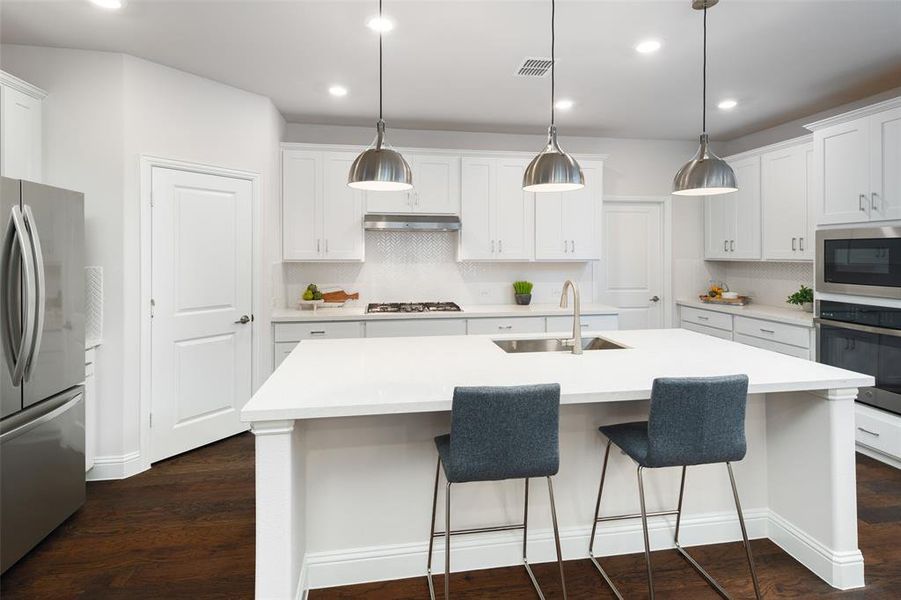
(514, 57), (553, 78)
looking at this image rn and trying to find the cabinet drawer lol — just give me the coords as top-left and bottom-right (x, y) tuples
(681, 321), (733, 341)
(733, 316), (810, 349)
(680, 306), (732, 332)
(733, 333), (811, 360)
(467, 317), (546, 335)
(273, 321), (363, 342)
(546, 315), (618, 333)
(273, 342), (298, 369)
(855, 404), (901, 458)
(366, 319), (466, 338)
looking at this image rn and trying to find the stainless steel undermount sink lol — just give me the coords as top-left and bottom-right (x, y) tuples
(493, 336), (627, 354)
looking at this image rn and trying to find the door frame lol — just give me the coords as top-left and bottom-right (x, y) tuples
(596, 195), (673, 328)
(139, 155), (261, 472)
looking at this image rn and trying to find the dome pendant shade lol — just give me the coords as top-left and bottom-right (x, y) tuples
(348, 120), (413, 191)
(523, 125), (585, 192)
(672, 134), (737, 196)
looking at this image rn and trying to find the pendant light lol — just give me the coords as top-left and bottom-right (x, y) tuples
(522, 0), (584, 192)
(348, 0), (412, 191)
(672, 0), (737, 196)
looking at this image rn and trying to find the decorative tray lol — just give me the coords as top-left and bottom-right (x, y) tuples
(698, 295), (751, 306)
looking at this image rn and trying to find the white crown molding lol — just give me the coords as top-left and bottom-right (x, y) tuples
(804, 96), (901, 132)
(280, 142), (608, 162)
(724, 133), (813, 163)
(0, 70), (48, 99)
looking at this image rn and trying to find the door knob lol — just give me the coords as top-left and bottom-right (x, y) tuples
(649, 296), (660, 303)
(235, 315), (250, 324)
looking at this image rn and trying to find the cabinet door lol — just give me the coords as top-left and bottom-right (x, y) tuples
(460, 157), (495, 260)
(727, 155), (761, 260)
(565, 160), (602, 260)
(801, 145), (815, 258)
(364, 188), (413, 213)
(321, 152), (364, 261)
(869, 106), (901, 222)
(704, 196), (728, 259)
(282, 150), (322, 260)
(413, 154), (461, 214)
(762, 146), (807, 260)
(273, 342), (298, 369)
(0, 85), (42, 182)
(534, 192), (567, 260)
(815, 118), (871, 225)
(494, 158), (533, 260)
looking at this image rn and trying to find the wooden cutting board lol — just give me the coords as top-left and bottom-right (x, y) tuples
(321, 290), (359, 303)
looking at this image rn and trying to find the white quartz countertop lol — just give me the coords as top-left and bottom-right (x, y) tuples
(676, 298), (814, 327)
(242, 328), (872, 422)
(271, 303), (619, 322)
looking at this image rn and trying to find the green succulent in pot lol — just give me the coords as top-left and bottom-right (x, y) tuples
(513, 281), (533, 306)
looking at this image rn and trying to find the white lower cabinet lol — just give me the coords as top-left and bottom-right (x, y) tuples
(681, 321), (733, 341)
(274, 342), (298, 369)
(855, 403), (901, 464)
(546, 314), (618, 333)
(366, 319), (466, 338)
(467, 317), (545, 335)
(733, 333), (810, 359)
(678, 304), (814, 359)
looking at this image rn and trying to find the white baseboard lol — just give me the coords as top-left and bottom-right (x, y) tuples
(86, 450), (147, 481)
(301, 508), (769, 591)
(767, 511), (864, 590)
(856, 444), (901, 470)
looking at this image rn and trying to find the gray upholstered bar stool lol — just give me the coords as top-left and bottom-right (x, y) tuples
(588, 375), (761, 600)
(427, 383), (567, 600)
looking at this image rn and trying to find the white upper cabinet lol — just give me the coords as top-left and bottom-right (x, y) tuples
(534, 159), (603, 261)
(761, 142), (814, 260)
(460, 156), (533, 261)
(704, 155), (761, 260)
(808, 98), (901, 225)
(282, 149), (364, 262)
(365, 153), (461, 215)
(0, 71), (46, 182)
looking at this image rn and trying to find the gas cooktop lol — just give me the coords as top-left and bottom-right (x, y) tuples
(366, 302), (462, 314)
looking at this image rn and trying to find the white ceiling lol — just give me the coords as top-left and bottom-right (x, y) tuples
(2, 0), (900, 141)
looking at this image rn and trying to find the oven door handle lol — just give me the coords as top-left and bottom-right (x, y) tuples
(814, 317), (901, 338)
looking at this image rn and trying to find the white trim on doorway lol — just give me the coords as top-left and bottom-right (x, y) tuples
(597, 195), (673, 328)
(139, 155), (262, 475)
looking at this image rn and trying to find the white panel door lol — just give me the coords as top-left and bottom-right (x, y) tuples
(0, 85), (42, 182)
(413, 154), (460, 214)
(729, 156), (761, 259)
(762, 146), (807, 260)
(816, 118), (871, 225)
(460, 157), (494, 260)
(151, 167), (253, 462)
(534, 192), (567, 260)
(282, 150), (322, 260)
(321, 152), (364, 260)
(598, 201), (664, 329)
(870, 106), (901, 222)
(494, 158), (533, 260)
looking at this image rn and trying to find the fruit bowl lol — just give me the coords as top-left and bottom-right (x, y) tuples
(299, 299), (325, 311)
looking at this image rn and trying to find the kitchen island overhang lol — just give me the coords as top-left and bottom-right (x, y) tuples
(243, 328), (874, 599)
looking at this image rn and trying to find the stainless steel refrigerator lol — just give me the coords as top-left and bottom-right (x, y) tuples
(1, 177), (85, 573)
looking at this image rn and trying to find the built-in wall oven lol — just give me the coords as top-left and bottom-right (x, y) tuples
(816, 301), (901, 416)
(816, 227), (901, 300)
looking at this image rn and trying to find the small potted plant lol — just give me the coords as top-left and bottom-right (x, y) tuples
(513, 281), (533, 306)
(787, 285), (814, 313)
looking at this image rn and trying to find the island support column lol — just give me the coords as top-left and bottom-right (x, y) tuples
(765, 388), (863, 589)
(252, 419), (305, 599)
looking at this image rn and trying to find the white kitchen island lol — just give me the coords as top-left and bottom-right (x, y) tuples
(242, 328), (874, 599)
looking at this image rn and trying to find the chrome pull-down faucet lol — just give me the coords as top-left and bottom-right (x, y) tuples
(559, 280), (582, 355)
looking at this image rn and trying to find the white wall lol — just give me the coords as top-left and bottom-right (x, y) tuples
(1, 44), (284, 476)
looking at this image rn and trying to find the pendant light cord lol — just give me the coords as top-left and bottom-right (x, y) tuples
(550, 0), (556, 126)
(702, 3), (707, 134)
(378, 0), (383, 122)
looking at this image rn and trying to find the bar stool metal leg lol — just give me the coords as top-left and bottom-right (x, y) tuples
(444, 482), (451, 600)
(547, 476), (568, 600)
(637, 466), (655, 600)
(728, 462), (762, 600)
(426, 458), (440, 600)
(523, 478), (544, 595)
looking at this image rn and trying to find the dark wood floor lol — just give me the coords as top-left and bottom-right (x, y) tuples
(2, 432), (899, 599)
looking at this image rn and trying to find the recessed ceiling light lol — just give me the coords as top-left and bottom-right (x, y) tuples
(329, 85), (348, 97)
(718, 99), (738, 110)
(554, 99), (574, 111)
(635, 40), (662, 54)
(88, 0), (124, 8)
(366, 16), (394, 33)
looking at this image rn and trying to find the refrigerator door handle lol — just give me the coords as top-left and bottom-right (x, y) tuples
(1, 206), (37, 385)
(0, 208), (17, 378)
(22, 205), (45, 381)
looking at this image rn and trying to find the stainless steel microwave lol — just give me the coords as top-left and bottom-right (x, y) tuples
(816, 227), (901, 300)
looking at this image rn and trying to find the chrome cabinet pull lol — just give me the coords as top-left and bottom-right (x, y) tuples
(563, 240), (568, 253)
(325, 239), (329, 253)
(317, 239), (321, 253)
(859, 194), (868, 212)
(697, 315), (709, 321)
(871, 192), (879, 212)
(310, 330), (326, 335)
(580, 322), (589, 328)
(571, 240), (575, 253)
(498, 239), (503, 253)
(857, 426), (879, 437)
(759, 328), (775, 334)
(498, 324), (513, 330)
(723, 240), (728, 252)
(730, 240), (735, 252)
(799, 237), (805, 251)
(792, 237), (797, 251)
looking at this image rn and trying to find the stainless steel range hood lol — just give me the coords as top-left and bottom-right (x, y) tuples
(364, 214), (461, 231)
